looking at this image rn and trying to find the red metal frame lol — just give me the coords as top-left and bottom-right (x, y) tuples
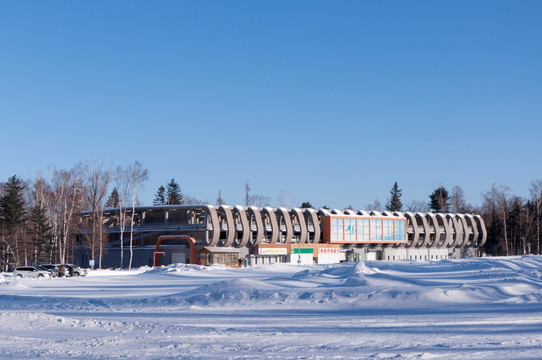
(153, 235), (197, 267)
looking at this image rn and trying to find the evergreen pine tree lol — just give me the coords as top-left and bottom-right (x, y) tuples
(216, 190), (225, 205)
(0, 175), (26, 269)
(166, 178), (183, 205)
(429, 186), (450, 213)
(27, 205), (53, 264)
(105, 188), (121, 208)
(386, 182), (403, 211)
(0, 175), (26, 230)
(301, 202), (313, 208)
(153, 186), (166, 206)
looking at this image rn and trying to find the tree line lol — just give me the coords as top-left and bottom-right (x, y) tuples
(0, 161), (149, 271)
(350, 181), (542, 256)
(2, 163), (541, 272)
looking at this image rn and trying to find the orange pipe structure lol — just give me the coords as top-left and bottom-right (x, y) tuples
(153, 235), (197, 267)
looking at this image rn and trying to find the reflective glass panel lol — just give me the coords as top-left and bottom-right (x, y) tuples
(395, 219), (406, 241)
(332, 218), (344, 241)
(344, 218), (355, 241)
(370, 219), (382, 240)
(383, 219), (394, 241)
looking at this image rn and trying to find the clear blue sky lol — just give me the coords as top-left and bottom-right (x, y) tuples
(1, 1), (541, 209)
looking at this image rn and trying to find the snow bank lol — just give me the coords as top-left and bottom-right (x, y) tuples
(3, 256), (542, 312)
(2, 256), (542, 359)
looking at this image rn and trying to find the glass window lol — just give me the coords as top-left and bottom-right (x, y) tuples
(370, 219), (382, 240)
(383, 219), (394, 241)
(395, 220), (406, 241)
(357, 219), (370, 241)
(344, 218), (355, 241)
(332, 218), (343, 241)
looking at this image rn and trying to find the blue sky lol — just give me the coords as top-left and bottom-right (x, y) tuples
(1, 1), (541, 209)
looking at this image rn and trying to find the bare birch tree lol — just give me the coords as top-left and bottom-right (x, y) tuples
(278, 190), (295, 208)
(126, 161), (148, 270)
(450, 185), (469, 213)
(405, 200), (429, 213)
(366, 199), (382, 211)
(114, 166), (131, 269)
(51, 166), (83, 263)
(30, 174), (55, 262)
(482, 184), (510, 256)
(530, 179), (542, 255)
(244, 181), (270, 207)
(83, 161), (111, 268)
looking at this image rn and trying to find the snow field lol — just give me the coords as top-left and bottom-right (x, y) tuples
(1, 256), (542, 359)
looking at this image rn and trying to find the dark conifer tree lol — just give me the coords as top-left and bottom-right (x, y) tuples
(386, 182), (403, 212)
(0, 175), (26, 230)
(166, 178), (183, 205)
(0, 175), (26, 269)
(27, 205), (53, 264)
(105, 188), (121, 208)
(429, 186), (450, 213)
(153, 186), (166, 206)
(216, 190), (225, 205)
(301, 202), (313, 208)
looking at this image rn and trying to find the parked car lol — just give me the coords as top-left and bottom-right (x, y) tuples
(57, 264), (88, 277)
(13, 266), (52, 279)
(38, 264), (60, 278)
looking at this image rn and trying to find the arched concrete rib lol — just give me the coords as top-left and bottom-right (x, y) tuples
(475, 215), (487, 248)
(370, 211), (383, 217)
(233, 205), (250, 248)
(219, 205), (235, 247)
(447, 214), (462, 248)
(291, 208), (307, 244)
(436, 213), (451, 247)
(247, 207), (264, 246)
(454, 214), (469, 248)
(263, 207), (279, 244)
(404, 212), (419, 248)
(464, 214), (478, 247)
(277, 207), (293, 244)
(205, 205), (221, 246)
(381, 211), (393, 216)
(414, 212), (430, 248)
(426, 213), (442, 248)
(331, 209), (345, 215)
(304, 208), (320, 243)
(344, 209), (357, 216)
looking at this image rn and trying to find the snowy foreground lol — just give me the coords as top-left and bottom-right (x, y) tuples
(1, 257), (542, 359)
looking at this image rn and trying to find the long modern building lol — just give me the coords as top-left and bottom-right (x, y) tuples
(77, 204), (486, 268)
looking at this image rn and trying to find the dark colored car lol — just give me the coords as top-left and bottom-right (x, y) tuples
(39, 264), (60, 278)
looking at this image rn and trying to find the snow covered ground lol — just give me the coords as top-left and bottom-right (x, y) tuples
(1, 256), (542, 359)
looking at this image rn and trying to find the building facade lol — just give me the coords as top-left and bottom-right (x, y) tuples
(77, 205), (486, 268)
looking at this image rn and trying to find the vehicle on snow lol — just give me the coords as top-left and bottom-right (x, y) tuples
(56, 264), (88, 277)
(38, 264), (60, 278)
(13, 266), (52, 279)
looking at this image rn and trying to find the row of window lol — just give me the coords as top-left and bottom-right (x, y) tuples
(331, 218), (406, 242)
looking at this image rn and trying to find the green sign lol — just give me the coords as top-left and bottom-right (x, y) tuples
(291, 248), (313, 254)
